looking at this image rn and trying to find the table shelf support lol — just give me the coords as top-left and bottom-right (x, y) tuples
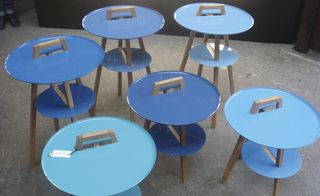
(29, 83), (38, 167)
(179, 31), (195, 71)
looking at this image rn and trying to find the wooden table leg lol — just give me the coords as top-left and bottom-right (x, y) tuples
(118, 72), (122, 96)
(91, 64), (103, 113)
(144, 119), (151, 130)
(127, 72), (133, 86)
(220, 136), (245, 183)
(273, 179), (280, 196)
(129, 108), (136, 122)
(29, 83), (38, 167)
(180, 125), (188, 183)
(197, 34), (209, 76)
(180, 31), (195, 71)
(211, 67), (219, 129)
(53, 119), (59, 132)
(228, 66), (235, 95)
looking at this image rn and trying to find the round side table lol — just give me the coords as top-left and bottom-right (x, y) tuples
(127, 71), (220, 182)
(42, 116), (156, 196)
(82, 5), (165, 118)
(220, 87), (320, 196)
(4, 35), (104, 167)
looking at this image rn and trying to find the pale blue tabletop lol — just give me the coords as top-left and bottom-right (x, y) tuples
(82, 5), (165, 40)
(127, 71), (220, 125)
(41, 117), (156, 196)
(225, 87), (320, 149)
(174, 3), (254, 35)
(4, 35), (104, 84)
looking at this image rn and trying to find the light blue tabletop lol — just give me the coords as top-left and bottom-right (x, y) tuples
(174, 3), (254, 35)
(127, 71), (220, 125)
(41, 117), (156, 196)
(4, 35), (104, 84)
(225, 87), (320, 149)
(82, 5), (165, 39)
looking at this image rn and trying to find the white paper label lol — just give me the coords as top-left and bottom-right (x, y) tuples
(49, 150), (72, 158)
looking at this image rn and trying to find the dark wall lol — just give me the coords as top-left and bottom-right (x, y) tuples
(34, 0), (303, 43)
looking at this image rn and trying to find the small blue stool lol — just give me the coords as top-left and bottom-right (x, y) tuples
(82, 5), (165, 118)
(4, 35), (104, 166)
(127, 71), (220, 182)
(175, 3), (253, 111)
(220, 87), (320, 196)
(41, 117), (156, 196)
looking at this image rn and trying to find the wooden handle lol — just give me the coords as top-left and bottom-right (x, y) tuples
(152, 76), (185, 95)
(75, 129), (117, 151)
(196, 4), (226, 16)
(33, 38), (67, 59)
(250, 96), (283, 114)
(106, 6), (137, 20)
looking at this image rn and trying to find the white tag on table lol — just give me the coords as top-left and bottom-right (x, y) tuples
(49, 150), (72, 158)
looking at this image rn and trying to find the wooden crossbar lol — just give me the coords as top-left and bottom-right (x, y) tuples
(152, 76), (185, 95)
(33, 38), (67, 59)
(168, 125), (181, 143)
(75, 129), (117, 151)
(106, 6), (136, 20)
(196, 4), (226, 16)
(250, 96), (283, 114)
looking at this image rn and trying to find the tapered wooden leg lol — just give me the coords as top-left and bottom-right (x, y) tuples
(181, 156), (188, 183)
(70, 117), (75, 122)
(129, 108), (136, 122)
(91, 64), (103, 114)
(88, 109), (95, 117)
(53, 119), (59, 132)
(211, 67), (219, 129)
(220, 136), (245, 183)
(197, 64), (203, 76)
(228, 66), (235, 95)
(179, 31), (196, 71)
(273, 179), (280, 196)
(127, 72), (133, 86)
(76, 78), (82, 84)
(118, 72), (122, 96)
(125, 39), (132, 65)
(146, 66), (151, 74)
(144, 119), (151, 130)
(197, 34), (209, 76)
(29, 83), (38, 167)
(138, 38), (145, 50)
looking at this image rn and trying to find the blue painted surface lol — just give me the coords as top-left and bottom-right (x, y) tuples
(41, 117), (156, 196)
(36, 84), (96, 119)
(149, 123), (206, 156)
(103, 48), (151, 72)
(4, 35), (104, 84)
(127, 71), (220, 125)
(189, 44), (238, 67)
(82, 5), (165, 39)
(225, 87), (320, 149)
(174, 3), (254, 35)
(242, 140), (301, 179)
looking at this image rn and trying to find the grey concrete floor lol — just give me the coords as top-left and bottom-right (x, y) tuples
(1, 9), (320, 196)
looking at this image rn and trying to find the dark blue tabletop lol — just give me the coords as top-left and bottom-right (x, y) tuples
(174, 3), (254, 35)
(127, 71), (220, 125)
(82, 5), (165, 39)
(42, 117), (156, 195)
(4, 35), (104, 84)
(225, 87), (320, 149)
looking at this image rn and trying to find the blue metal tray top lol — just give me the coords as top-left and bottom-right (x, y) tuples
(127, 71), (221, 125)
(103, 48), (151, 72)
(189, 44), (239, 67)
(242, 140), (301, 179)
(174, 3), (254, 35)
(225, 87), (320, 149)
(36, 84), (96, 119)
(149, 123), (206, 156)
(4, 35), (104, 84)
(82, 5), (165, 39)
(42, 117), (156, 196)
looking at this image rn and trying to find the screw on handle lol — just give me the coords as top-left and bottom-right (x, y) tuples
(33, 38), (68, 59)
(75, 129), (118, 151)
(250, 96), (283, 114)
(196, 4), (226, 16)
(152, 76), (185, 95)
(106, 6), (137, 20)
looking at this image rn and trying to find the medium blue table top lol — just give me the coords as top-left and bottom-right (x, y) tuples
(127, 71), (220, 125)
(4, 35), (104, 84)
(82, 5), (165, 40)
(225, 87), (320, 149)
(41, 117), (156, 196)
(174, 3), (254, 35)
